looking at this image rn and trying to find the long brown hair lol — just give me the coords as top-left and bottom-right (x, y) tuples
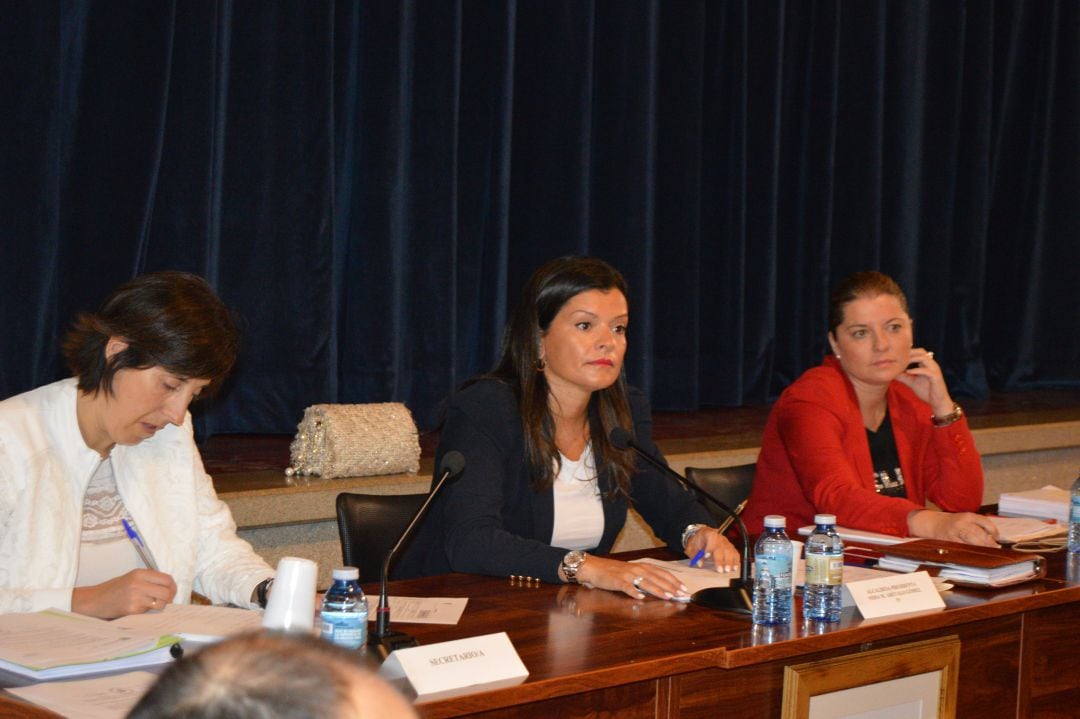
(487, 256), (636, 498)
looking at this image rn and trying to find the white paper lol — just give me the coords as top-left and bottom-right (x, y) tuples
(0, 610), (169, 674)
(987, 515), (1065, 543)
(366, 596), (468, 625)
(8, 670), (158, 719)
(846, 571), (946, 619)
(797, 525), (914, 546)
(379, 631), (528, 700)
(632, 553), (807, 603)
(112, 603), (264, 642)
(629, 557), (736, 598)
(997, 485), (1070, 522)
(835, 566), (936, 607)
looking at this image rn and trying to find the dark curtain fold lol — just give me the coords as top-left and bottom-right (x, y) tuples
(3, 0), (1078, 436)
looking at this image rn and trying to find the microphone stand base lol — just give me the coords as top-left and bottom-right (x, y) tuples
(691, 582), (753, 616)
(369, 630), (419, 660)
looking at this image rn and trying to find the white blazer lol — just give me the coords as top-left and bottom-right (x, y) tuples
(0, 378), (272, 613)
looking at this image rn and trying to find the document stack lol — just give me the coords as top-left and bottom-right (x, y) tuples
(997, 485), (1070, 522)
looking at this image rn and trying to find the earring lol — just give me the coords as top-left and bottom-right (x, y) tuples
(834, 353), (841, 359)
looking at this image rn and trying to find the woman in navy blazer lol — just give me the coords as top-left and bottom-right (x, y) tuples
(396, 257), (736, 600)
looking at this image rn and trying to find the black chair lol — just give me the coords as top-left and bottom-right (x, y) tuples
(335, 492), (428, 584)
(684, 464), (756, 526)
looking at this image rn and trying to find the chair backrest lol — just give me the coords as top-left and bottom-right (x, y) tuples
(335, 492), (428, 584)
(684, 464), (756, 525)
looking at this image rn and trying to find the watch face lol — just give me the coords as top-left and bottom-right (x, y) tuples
(565, 550), (585, 566)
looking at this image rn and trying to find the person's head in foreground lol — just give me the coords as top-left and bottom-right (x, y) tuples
(127, 632), (417, 719)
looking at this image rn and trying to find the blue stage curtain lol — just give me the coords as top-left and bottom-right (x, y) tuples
(3, 1), (1078, 435)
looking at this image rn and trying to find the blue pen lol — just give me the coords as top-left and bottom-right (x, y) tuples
(690, 549), (706, 568)
(121, 517), (160, 571)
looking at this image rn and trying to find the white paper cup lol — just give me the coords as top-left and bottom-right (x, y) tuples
(262, 556), (318, 633)
(790, 539), (804, 559)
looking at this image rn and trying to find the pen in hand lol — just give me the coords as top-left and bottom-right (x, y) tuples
(121, 517), (160, 571)
(690, 549), (706, 568)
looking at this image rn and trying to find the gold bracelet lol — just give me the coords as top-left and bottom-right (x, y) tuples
(932, 403), (964, 427)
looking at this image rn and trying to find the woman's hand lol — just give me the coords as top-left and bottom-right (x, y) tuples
(573, 555), (691, 601)
(893, 347), (956, 418)
(907, 509), (1000, 547)
(685, 527), (741, 573)
(71, 569), (178, 619)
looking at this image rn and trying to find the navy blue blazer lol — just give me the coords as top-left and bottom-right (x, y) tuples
(394, 379), (713, 582)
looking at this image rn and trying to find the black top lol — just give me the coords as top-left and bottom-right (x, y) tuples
(393, 379), (713, 582)
(866, 410), (907, 498)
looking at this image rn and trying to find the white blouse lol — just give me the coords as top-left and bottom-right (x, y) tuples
(550, 443), (604, 550)
(76, 457), (142, 587)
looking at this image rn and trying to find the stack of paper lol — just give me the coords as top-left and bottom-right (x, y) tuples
(800, 516), (1064, 546)
(997, 485), (1070, 522)
(797, 525), (912, 546)
(987, 515), (1065, 543)
(0, 610), (180, 680)
(111, 603), (264, 642)
(7, 671), (159, 719)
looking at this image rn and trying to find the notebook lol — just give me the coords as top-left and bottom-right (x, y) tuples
(877, 539), (1045, 588)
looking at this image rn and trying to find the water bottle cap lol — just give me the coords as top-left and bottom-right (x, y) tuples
(332, 567), (360, 580)
(763, 514), (786, 528)
(813, 514), (836, 525)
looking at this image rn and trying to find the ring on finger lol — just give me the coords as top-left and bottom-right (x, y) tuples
(632, 576), (645, 590)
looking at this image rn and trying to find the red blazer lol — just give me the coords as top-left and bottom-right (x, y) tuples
(742, 356), (983, 537)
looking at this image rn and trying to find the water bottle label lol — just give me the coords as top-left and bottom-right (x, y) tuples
(805, 554), (843, 586)
(321, 611), (366, 649)
(1071, 496), (1080, 523)
(756, 556), (793, 590)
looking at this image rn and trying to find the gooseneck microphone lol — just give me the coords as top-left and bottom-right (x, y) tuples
(370, 450), (466, 659)
(609, 427), (753, 615)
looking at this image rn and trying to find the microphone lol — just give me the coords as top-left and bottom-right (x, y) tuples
(370, 450), (466, 658)
(609, 427), (753, 615)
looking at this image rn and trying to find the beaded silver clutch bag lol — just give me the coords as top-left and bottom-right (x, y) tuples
(287, 403), (421, 478)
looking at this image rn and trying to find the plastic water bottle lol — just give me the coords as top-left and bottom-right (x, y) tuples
(752, 515), (793, 625)
(1069, 471), (1080, 554)
(803, 513), (844, 621)
(320, 567), (367, 649)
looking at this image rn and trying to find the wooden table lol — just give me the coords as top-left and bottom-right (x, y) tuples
(3, 550), (1078, 718)
(401, 549), (1080, 718)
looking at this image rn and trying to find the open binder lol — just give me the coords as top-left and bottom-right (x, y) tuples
(877, 539), (1046, 588)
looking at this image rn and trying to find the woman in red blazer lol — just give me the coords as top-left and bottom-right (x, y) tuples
(743, 272), (998, 546)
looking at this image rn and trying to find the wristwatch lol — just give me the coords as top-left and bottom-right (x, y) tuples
(255, 577), (275, 608)
(681, 523), (708, 551)
(932, 403), (964, 427)
(561, 550), (587, 584)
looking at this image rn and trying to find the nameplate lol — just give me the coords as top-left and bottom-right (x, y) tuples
(378, 631), (528, 700)
(846, 570), (945, 619)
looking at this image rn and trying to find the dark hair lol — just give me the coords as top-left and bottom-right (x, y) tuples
(488, 256), (636, 497)
(827, 271), (910, 335)
(127, 632), (415, 719)
(62, 271), (240, 396)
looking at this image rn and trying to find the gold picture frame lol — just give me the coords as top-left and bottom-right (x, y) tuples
(782, 636), (960, 719)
